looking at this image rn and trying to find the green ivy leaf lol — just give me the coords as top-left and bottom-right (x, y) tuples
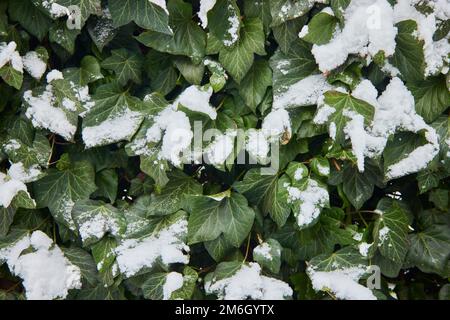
(219, 18), (266, 83)
(101, 49), (143, 85)
(270, 40), (317, 99)
(186, 191), (255, 247)
(0, 64), (23, 90)
(272, 17), (307, 54)
(62, 246), (99, 286)
(320, 91), (375, 145)
(208, 0), (241, 47)
(82, 83), (144, 148)
(407, 224), (450, 276)
(342, 161), (382, 210)
(56, 0), (101, 26)
(0, 206), (16, 237)
(64, 55), (104, 86)
(131, 170), (200, 216)
(136, 0), (206, 62)
(91, 236), (118, 286)
(390, 20), (425, 82)
(238, 60), (272, 112)
(8, 0), (52, 40)
(309, 246), (367, 272)
(49, 21), (80, 55)
(270, 0), (315, 27)
(300, 11), (337, 45)
(108, 0), (172, 35)
(407, 75), (450, 123)
(253, 238), (282, 274)
(234, 168), (290, 228)
(33, 160), (97, 229)
(373, 199), (410, 264)
(72, 199), (127, 246)
(429, 189), (449, 211)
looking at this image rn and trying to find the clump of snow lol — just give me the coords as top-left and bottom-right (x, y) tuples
(42, 0), (70, 18)
(358, 242), (372, 257)
(329, 122), (337, 140)
(275, 59), (291, 76)
(0, 231), (82, 300)
(172, 85), (217, 120)
(393, 0), (450, 76)
(0, 41), (23, 73)
(75, 209), (123, 245)
(311, 0), (398, 72)
(343, 110), (367, 172)
(204, 131), (236, 166)
(294, 167), (306, 180)
(163, 272), (184, 300)
(205, 262), (292, 300)
(22, 51), (47, 79)
(246, 129), (270, 163)
(115, 218), (189, 278)
(273, 74), (334, 109)
(316, 77), (439, 178)
(381, 61), (401, 77)
(298, 25), (309, 38)
(307, 265), (376, 300)
(321, 7), (335, 16)
(82, 108), (142, 148)
(146, 107), (193, 166)
(254, 242), (273, 261)
(24, 86), (77, 141)
(286, 179), (329, 228)
(0, 172), (30, 208)
(370, 78), (439, 178)
(198, 0), (217, 28)
(46, 69), (64, 82)
(8, 162), (42, 184)
(72, 84), (95, 117)
(10, 51), (23, 73)
(223, 6), (240, 47)
(3, 139), (21, 152)
(24, 70), (95, 141)
(317, 163), (330, 176)
(262, 108), (291, 143)
(353, 232), (363, 242)
(313, 99), (336, 125)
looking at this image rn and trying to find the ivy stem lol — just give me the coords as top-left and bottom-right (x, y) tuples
(47, 134), (56, 166)
(256, 233), (263, 244)
(332, 159), (341, 171)
(243, 234), (251, 262)
(357, 211), (369, 228)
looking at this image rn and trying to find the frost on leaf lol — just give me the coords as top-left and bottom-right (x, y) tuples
(72, 199), (127, 246)
(82, 83), (143, 148)
(0, 231), (82, 300)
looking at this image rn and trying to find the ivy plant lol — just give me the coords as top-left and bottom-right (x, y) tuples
(0, 0), (449, 300)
